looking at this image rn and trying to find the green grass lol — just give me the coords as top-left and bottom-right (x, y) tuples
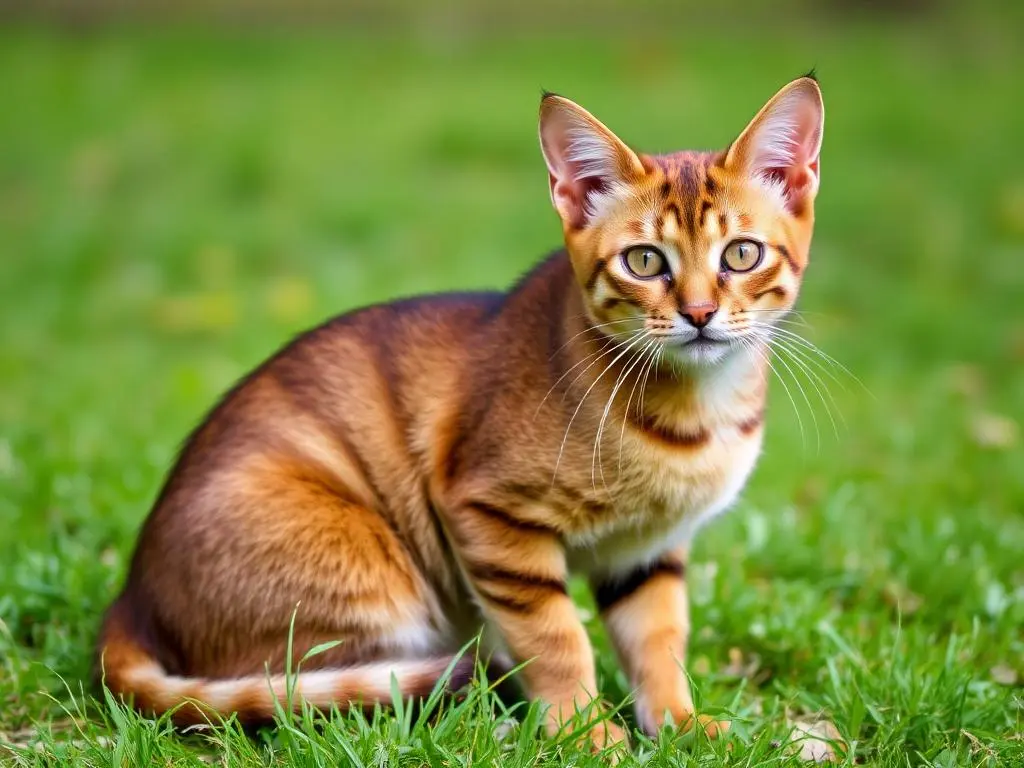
(2, 10), (1023, 766)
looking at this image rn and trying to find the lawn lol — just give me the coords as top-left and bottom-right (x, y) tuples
(1, 7), (1023, 766)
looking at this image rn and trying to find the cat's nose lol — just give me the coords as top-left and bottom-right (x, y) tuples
(680, 304), (718, 329)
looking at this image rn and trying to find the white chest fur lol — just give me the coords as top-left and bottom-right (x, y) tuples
(565, 351), (766, 577)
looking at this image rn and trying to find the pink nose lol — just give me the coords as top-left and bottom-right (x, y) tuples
(680, 303), (718, 328)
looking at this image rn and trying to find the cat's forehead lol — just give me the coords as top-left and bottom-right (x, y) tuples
(644, 151), (721, 201)
(626, 150), (773, 251)
(622, 151), (723, 250)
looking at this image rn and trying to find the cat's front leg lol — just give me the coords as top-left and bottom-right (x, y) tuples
(592, 549), (729, 738)
(447, 501), (627, 752)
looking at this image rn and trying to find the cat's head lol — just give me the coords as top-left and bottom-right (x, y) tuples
(539, 76), (823, 368)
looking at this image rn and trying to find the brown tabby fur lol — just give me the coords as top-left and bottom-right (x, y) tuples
(97, 76), (824, 749)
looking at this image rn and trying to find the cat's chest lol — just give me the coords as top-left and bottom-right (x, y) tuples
(564, 419), (763, 576)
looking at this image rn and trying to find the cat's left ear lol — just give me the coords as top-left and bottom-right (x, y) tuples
(725, 76), (824, 216)
(539, 94), (646, 229)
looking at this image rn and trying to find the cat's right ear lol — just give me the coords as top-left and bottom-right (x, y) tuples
(539, 94), (645, 229)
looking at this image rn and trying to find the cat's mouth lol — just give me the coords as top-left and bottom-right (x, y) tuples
(665, 332), (735, 366)
(679, 331), (730, 349)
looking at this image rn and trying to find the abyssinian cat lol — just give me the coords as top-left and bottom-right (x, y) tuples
(97, 76), (824, 749)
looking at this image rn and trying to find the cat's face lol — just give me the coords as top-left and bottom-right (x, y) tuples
(540, 77), (823, 368)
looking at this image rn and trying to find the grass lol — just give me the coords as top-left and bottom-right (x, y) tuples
(1, 9), (1023, 766)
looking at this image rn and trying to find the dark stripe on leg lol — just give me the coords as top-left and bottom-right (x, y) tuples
(467, 561), (567, 594)
(467, 501), (560, 536)
(592, 558), (685, 611)
(471, 566), (567, 613)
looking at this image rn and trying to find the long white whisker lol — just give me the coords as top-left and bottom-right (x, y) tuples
(766, 336), (840, 440)
(552, 330), (648, 485)
(766, 334), (819, 453)
(741, 334), (806, 449)
(740, 312), (815, 330)
(592, 337), (653, 490)
(748, 322), (871, 396)
(618, 340), (660, 471)
(556, 329), (647, 404)
(755, 325), (851, 395)
(547, 318), (637, 361)
(534, 327), (640, 419)
(765, 334), (847, 430)
(591, 343), (647, 491)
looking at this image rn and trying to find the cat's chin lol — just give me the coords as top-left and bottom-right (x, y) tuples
(664, 338), (736, 369)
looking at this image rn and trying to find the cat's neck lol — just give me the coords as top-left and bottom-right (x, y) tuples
(640, 343), (768, 429)
(558, 295), (768, 433)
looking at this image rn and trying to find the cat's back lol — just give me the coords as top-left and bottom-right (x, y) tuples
(146, 291), (506, 526)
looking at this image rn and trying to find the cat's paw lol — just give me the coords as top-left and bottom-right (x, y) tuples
(581, 719), (630, 761)
(554, 711), (630, 759)
(639, 705), (730, 740)
(681, 712), (730, 739)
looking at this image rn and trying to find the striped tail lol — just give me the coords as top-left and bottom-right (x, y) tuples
(98, 614), (473, 725)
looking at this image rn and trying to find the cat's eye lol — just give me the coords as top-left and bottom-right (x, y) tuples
(622, 246), (667, 279)
(721, 239), (763, 273)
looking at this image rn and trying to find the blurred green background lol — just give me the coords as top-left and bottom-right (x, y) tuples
(0, 0), (1022, 763)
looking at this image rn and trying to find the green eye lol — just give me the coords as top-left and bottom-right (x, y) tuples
(622, 246), (667, 279)
(721, 239), (763, 272)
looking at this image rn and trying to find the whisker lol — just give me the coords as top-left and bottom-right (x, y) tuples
(618, 340), (661, 471)
(767, 336), (820, 452)
(740, 334), (807, 449)
(552, 330), (648, 485)
(592, 337), (653, 491)
(556, 329), (648, 405)
(765, 336), (841, 439)
(547, 317), (637, 361)
(747, 322), (871, 397)
(765, 334), (848, 428)
(533, 327), (640, 419)
(740, 313), (814, 330)
(742, 308), (830, 318)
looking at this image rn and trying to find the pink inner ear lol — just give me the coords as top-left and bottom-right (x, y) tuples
(548, 155), (615, 229)
(785, 165), (814, 192)
(763, 163), (816, 214)
(736, 82), (823, 213)
(758, 122), (821, 213)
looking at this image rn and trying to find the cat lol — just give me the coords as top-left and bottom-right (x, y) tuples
(97, 75), (823, 750)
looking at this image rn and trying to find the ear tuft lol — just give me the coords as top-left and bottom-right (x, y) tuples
(725, 77), (824, 215)
(539, 95), (643, 229)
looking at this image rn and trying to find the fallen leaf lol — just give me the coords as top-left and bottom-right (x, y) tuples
(787, 718), (845, 763)
(723, 647), (762, 679)
(882, 581), (923, 615)
(691, 655), (711, 676)
(969, 412), (1019, 449)
(990, 664), (1019, 686)
(493, 717), (518, 744)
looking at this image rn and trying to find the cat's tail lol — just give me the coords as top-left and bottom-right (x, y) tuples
(97, 605), (474, 726)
